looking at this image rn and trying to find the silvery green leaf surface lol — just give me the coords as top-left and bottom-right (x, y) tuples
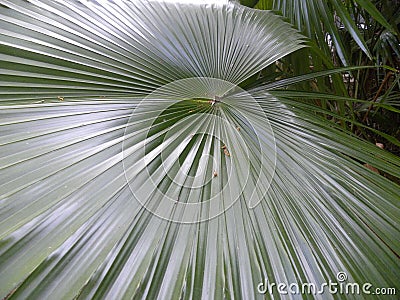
(0, 1), (399, 299)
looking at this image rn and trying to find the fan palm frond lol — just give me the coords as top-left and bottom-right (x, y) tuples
(0, 1), (399, 299)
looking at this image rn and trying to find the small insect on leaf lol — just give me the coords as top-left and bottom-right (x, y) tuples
(221, 145), (230, 157)
(58, 96), (64, 101)
(224, 149), (230, 157)
(213, 170), (218, 177)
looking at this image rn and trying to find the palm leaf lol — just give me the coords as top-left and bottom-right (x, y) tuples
(0, 1), (399, 299)
(252, 0), (395, 65)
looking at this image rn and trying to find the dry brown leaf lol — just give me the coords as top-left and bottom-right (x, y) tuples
(364, 163), (380, 174)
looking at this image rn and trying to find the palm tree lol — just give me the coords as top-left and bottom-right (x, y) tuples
(0, 0), (399, 299)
